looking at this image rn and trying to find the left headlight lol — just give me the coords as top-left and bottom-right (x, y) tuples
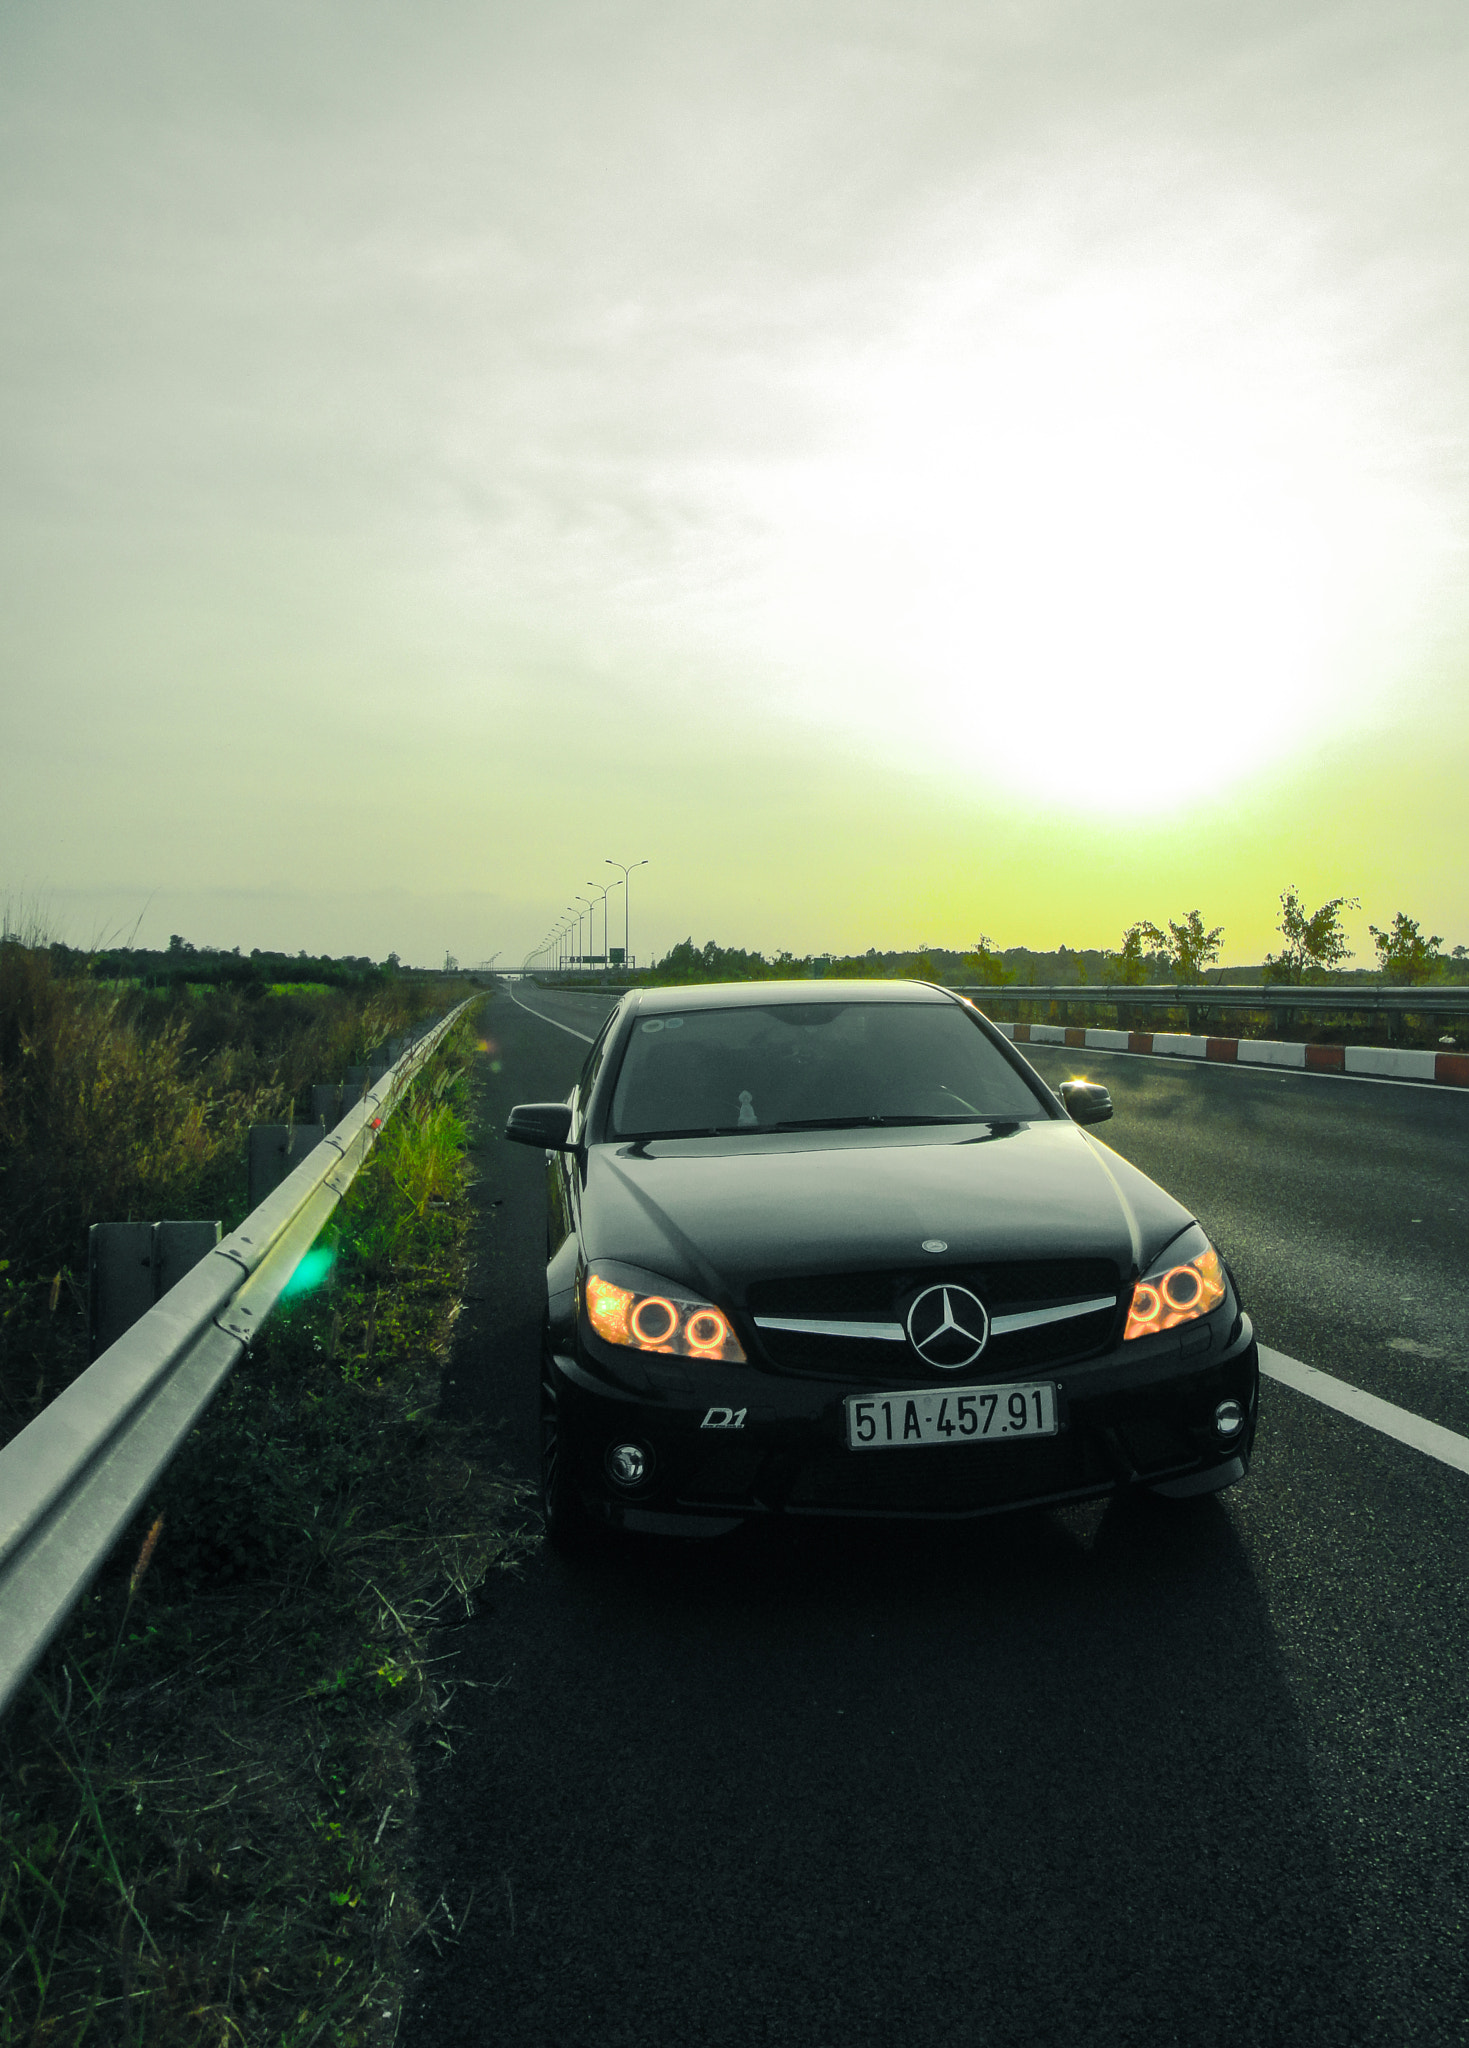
(1124, 1228), (1228, 1342)
(584, 1266), (747, 1363)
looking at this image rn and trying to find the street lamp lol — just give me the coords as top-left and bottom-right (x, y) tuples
(574, 896), (594, 977)
(605, 857), (648, 972)
(585, 880), (616, 978)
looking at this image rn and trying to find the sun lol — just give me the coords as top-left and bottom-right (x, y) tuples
(713, 212), (1449, 813)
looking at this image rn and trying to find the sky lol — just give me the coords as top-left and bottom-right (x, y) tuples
(2, 0), (1466, 969)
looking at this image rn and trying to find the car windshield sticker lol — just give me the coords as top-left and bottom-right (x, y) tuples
(738, 1090), (758, 1126)
(641, 1019), (664, 1032)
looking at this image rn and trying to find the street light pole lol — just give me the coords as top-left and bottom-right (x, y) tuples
(585, 881), (615, 979)
(605, 857), (648, 973)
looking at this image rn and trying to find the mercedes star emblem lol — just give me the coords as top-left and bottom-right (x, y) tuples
(905, 1284), (990, 1369)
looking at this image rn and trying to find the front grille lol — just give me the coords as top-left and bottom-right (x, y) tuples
(747, 1260), (1120, 1381)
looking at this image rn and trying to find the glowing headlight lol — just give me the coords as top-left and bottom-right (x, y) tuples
(1124, 1233), (1227, 1342)
(584, 1269), (746, 1363)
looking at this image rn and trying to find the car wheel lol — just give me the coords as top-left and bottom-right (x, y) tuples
(540, 1327), (598, 1557)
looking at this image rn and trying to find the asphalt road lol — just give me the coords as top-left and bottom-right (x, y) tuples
(408, 984), (1469, 2048)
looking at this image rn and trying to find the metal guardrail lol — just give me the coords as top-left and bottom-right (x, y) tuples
(956, 982), (1469, 1015)
(0, 1001), (474, 1719)
(527, 978), (1469, 1017)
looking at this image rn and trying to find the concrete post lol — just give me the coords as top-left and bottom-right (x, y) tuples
(88, 1220), (222, 1361)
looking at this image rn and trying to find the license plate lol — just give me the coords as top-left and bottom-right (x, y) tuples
(846, 1383), (1058, 1449)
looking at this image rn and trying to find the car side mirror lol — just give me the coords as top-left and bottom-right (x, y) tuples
(1060, 1080), (1113, 1126)
(505, 1101), (575, 1149)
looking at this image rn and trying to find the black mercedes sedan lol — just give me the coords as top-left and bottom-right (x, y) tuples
(505, 980), (1259, 1551)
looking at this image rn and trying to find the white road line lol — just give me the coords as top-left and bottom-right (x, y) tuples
(506, 983), (596, 1042)
(1260, 1345), (1469, 1478)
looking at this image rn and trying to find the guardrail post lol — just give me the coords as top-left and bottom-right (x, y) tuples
(247, 1121), (328, 1212)
(343, 1059), (392, 1102)
(311, 1084), (341, 1126)
(88, 1221), (221, 1361)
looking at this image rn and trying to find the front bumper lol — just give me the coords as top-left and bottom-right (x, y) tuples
(552, 1311), (1260, 1534)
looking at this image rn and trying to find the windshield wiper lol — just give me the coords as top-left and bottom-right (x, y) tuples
(616, 1125), (747, 1141)
(769, 1113), (992, 1131)
(768, 1115), (881, 1131)
(874, 1113), (991, 1126)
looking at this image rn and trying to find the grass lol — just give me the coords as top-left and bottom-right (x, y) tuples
(0, 972), (532, 2044)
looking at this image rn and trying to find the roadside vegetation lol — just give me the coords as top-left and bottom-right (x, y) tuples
(56, 932), (405, 999)
(0, 937), (440, 1430)
(0, 945), (528, 2044)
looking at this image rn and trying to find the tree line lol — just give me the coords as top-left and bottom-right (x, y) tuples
(24, 934), (404, 993)
(640, 892), (1463, 988)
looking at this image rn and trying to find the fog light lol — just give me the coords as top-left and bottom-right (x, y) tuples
(1214, 1399), (1245, 1439)
(606, 1442), (650, 1487)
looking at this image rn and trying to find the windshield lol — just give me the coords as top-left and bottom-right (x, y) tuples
(606, 1001), (1049, 1138)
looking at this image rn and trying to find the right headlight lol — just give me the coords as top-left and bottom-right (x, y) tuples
(1123, 1228), (1227, 1342)
(583, 1264), (746, 1363)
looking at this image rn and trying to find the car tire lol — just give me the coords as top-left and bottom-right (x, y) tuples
(540, 1326), (599, 1557)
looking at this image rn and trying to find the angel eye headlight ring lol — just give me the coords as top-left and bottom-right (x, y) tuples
(1161, 1265), (1203, 1313)
(629, 1296), (678, 1346)
(1129, 1281), (1161, 1326)
(685, 1308), (732, 1353)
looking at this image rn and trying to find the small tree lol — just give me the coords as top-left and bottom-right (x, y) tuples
(1115, 921), (1165, 986)
(1368, 913), (1443, 985)
(963, 934), (1012, 986)
(1264, 887), (1359, 983)
(1166, 911), (1223, 983)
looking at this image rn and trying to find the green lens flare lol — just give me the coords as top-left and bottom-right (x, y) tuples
(283, 1245), (335, 1298)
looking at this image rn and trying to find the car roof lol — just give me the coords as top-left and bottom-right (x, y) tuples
(627, 979), (962, 1013)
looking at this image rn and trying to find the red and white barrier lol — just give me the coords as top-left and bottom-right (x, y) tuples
(997, 1021), (1469, 1088)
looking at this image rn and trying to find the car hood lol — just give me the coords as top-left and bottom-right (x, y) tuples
(580, 1120), (1193, 1300)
